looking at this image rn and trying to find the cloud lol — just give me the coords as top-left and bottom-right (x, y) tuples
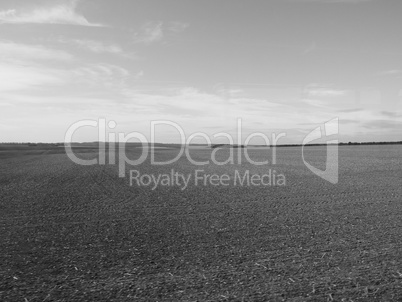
(168, 21), (189, 33)
(363, 120), (402, 130)
(119, 86), (305, 133)
(133, 21), (188, 43)
(339, 119), (359, 124)
(0, 1), (102, 26)
(301, 98), (328, 108)
(381, 111), (402, 118)
(70, 63), (132, 89)
(0, 39), (137, 95)
(0, 63), (64, 92)
(56, 38), (122, 54)
(0, 40), (73, 62)
(308, 89), (345, 97)
(69, 39), (122, 53)
(376, 70), (402, 77)
(304, 84), (346, 97)
(133, 22), (164, 43)
(338, 108), (363, 113)
(0, 41), (74, 92)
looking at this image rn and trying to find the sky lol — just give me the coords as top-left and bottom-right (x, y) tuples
(0, 0), (401, 144)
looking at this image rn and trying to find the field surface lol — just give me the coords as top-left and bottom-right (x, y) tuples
(1, 145), (402, 301)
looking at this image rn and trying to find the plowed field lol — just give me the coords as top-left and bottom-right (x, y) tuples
(1, 145), (402, 301)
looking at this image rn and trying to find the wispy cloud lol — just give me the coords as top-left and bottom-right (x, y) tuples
(0, 39), (137, 95)
(133, 21), (164, 43)
(307, 89), (346, 97)
(0, 0), (102, 26)
(0, 40), (74, 92)
(133, 21), (188, 43)
(376, 70), (402, 77)
(168, 21), (189, 33)
(69, 39), (121, 53)
(57, 38), (124, 54)
(338, 108), (363, 113)
(363, 120), (402, 130)
(304, 84), (346, 97)
(70, 63), (133, 89)
(381, 111), (402, 118)
(0, 63), (64, 92)
(0, 40), (73, 62)
(119, 86), (306, 134)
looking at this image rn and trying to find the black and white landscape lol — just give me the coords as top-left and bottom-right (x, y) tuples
(1, 1), (402, 301)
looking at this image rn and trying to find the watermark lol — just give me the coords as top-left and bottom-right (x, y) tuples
(129, 169), (286, 190)
(302, 118), (339, 184)
(64, 118), (339, 186)
(64, 118), (286, 176)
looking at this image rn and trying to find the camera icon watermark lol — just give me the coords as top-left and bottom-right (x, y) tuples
(302, 118), (339, 184)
